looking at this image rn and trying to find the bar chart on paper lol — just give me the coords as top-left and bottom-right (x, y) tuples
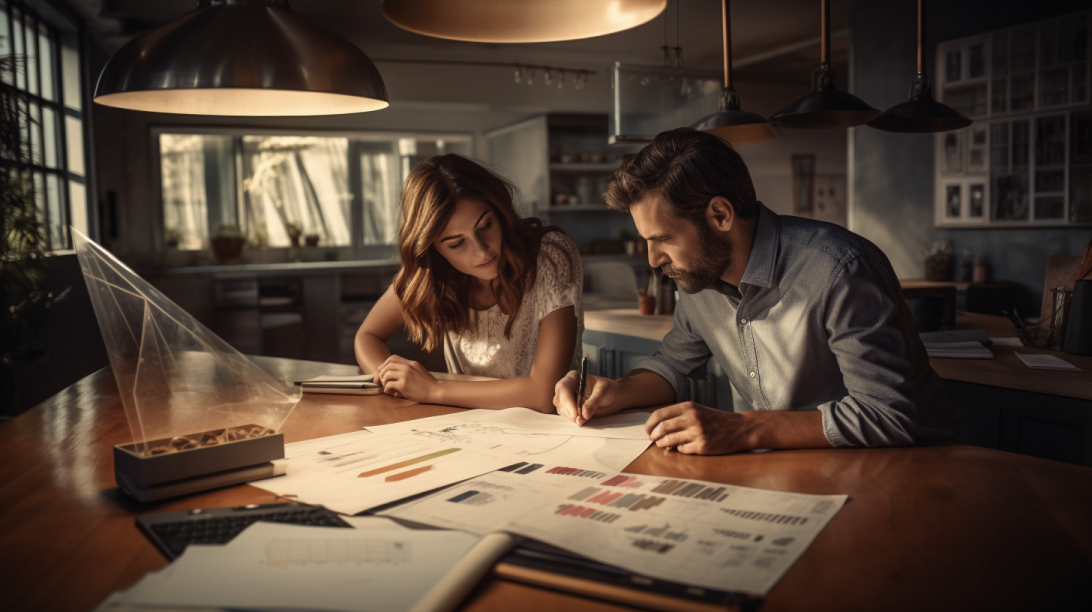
(250, 432), (518, 515)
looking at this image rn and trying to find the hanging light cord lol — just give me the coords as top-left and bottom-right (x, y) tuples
(722, 0), (732, 88)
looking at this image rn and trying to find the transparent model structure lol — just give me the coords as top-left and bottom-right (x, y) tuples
(74, 230), (299, 457)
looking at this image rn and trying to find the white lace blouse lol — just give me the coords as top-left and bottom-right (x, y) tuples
(443, 232), (584, 379)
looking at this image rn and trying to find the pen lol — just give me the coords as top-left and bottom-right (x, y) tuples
(576, 354), (588, 415)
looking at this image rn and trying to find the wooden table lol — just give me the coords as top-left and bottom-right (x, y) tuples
(2, 357), (1091, 612)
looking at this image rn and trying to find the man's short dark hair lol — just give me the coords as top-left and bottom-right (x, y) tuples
(605, 128), (758, 223)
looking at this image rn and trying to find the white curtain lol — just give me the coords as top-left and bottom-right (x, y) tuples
(160, 134), (209, 250)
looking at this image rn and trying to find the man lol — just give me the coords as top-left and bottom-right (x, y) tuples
(554, 128), (966, 454)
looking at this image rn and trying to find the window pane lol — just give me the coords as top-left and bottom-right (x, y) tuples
(42, 106), (56, 167)
(12, 7), (24, 90)
(68, 179), (86, 244)
(38, 23), (54, 102)
(45, 174), (63, 248)
(24, 13), (37, 96)
(161, 134), (235, 250)
(0, 6), (11, 85)
(65, 115), (84, 175)
(359, 141), (400, 246)
(29, 101), (41, 165)
(61, 33), (80, 111)
(242, 136), (351, 247)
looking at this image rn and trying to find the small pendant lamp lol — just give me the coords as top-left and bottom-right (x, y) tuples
(382, 0), (666, 43)
(868, 0), (971, 133)
(94, 0), (389, 116)
(691, 0), (777, 145)
(769, 0), (880, 129)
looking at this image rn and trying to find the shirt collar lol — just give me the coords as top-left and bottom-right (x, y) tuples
(738, 202), (779, 289)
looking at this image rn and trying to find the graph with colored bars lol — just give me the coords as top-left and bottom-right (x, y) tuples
(567, 487), (666, 511)
(496, 462), (544, 475)
(719, 507), (810, 526)
(554, 503), (622, 523)
(544, 466), (605, 478)
(357, 448), (461, 482)
(625, 523), (689, 543)
(601, 474), (644, 488)
(264, 539), (411, 568)
(651, 479), (730, 502)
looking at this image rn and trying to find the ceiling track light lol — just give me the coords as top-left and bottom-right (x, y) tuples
(691, 0), (778, 145)
(867, 0), (972, 133)
(769, 0), (880, 129)
(94, 0), (389, 116)
(381, 0), (666, 44)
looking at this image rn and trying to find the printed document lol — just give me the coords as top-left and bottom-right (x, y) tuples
(109, 522), (479, 612)
(366, 407), (653, 440)
(385, 466), (846, 595)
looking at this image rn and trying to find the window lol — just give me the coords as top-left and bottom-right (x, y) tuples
(935, 10), (1092, 227)
(0, 0), (88, 250)
(157, 129), (473, 254)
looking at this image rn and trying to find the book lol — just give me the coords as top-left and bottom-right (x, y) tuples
(1015, 353), (1082, 371)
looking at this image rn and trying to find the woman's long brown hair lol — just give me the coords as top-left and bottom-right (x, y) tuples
(394, 154), (562, 352)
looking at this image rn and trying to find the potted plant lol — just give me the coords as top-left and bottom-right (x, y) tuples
(285, 221), (303, 247)
(164, 226), (183, 249)
(1, 50), (70, 372)
(210, 223), (246, 262)
(304, 233), (320, 247)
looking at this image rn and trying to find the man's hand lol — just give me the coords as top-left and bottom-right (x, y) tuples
(644, 402), (756, 455)
(375, 355), (440, 402)
(553, 371), (624, 426)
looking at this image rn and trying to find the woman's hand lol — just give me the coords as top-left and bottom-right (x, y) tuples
(375, 355), (440, 402)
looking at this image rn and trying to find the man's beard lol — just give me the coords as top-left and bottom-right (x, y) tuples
(662, 223), (732, 294)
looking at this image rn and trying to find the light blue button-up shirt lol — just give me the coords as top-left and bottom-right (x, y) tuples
(632, 203), (968, 447)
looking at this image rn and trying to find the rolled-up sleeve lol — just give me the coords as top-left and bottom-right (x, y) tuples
(816, 253), (920, 447)
(631, 296), (713, 402)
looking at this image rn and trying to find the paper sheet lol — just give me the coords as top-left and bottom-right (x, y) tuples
(251, 430), (519, 515)
(366, 407), (653, 441)
(385, 468), (847, 596)
(112, 523), (480, 612)
(253, 427), (651, 515)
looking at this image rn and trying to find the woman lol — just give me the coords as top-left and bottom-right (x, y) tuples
(355, 154), (583, 412)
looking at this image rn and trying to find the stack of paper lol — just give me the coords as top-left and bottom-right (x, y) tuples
(249, 409), (654, 515)
(383, 466), (847, 596)
(97, 521), (479, 612)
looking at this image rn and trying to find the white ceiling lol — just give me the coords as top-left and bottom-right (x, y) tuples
(64, 0), (852, 82)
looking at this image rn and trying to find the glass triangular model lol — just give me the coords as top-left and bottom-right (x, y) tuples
(74, 229), (299, 455)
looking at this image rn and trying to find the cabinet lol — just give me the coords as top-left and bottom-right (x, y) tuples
(486, 114), (642, 255)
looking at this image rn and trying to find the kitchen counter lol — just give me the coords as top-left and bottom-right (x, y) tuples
(583, 308), (674, 342)
(162, 258), (401, 278)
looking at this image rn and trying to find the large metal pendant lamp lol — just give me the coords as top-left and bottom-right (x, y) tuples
(382, 0), (666, 43)
(94, 0), (389, 116)
(769, 0), (879, 129)
(868, 0), (971, 133)
(691, 0), (777, 145)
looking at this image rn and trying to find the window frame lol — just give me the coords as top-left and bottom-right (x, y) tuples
(0, 0), (92, 252)
(149, 125), (476, 260)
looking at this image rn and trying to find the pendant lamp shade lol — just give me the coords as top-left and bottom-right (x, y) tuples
(94, 0), (389, 116)
(768, 0), (879, 129)
(693, 89), (779, 145)
(382, 0), (666, 43)
(868, 0), (970, 133)
(690, 0), (777, 145)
